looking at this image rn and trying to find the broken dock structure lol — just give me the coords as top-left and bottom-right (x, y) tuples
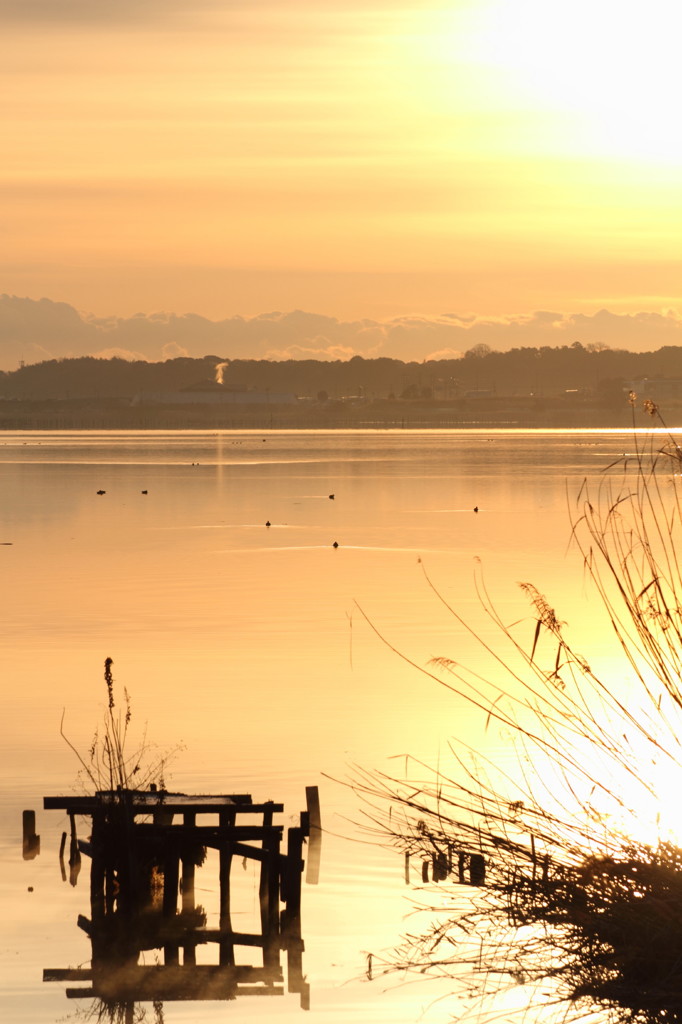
(42, 785), (321, 1010)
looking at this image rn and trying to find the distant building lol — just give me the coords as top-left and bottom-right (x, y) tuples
(463, 388), (495, 399)
(625, 379), (682, 402)
(132, 379), (297, 406)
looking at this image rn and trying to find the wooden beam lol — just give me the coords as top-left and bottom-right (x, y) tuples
(43, 968), (93, 982)
(43, 792), (284, 814)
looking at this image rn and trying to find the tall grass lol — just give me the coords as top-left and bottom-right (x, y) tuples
(60, 657), (180, 795)
(59, 665), (179, 1024)
(352, 401), (682, 1023)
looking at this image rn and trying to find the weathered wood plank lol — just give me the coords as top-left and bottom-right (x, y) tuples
(65, 985), (285, 1001)
(43, 792), (278, 812)
(44, 786), (311, 1005)
(44, 968), (93, 982)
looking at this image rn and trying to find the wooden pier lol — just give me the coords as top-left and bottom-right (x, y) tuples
(42, 786), (320, 1010)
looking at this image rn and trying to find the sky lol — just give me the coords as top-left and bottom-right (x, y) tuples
(3, 0), (682, 363)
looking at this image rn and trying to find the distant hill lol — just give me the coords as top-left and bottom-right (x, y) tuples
(1, 346), (682, 402)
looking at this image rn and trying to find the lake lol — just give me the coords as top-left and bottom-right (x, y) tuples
(0, 427), (646, 1023)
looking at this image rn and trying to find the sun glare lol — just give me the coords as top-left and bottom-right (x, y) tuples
(616, 719), (682, 848)
(458, 0), (682, 166)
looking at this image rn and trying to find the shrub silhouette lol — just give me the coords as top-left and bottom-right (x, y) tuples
(353, 399), (682, 1023)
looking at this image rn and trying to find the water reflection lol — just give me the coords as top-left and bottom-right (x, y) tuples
(57, 813), (82, 886)
(4, 429), (643, 1024)
(22, 809), (40, 860)
(40, 786), (320, 1015)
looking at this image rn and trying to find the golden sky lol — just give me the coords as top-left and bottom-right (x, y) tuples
(3, 0), (682, 325)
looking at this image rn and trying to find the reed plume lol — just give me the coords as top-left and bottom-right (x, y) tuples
(352, 402), (682, 1023)
(60, 658), (181, 795)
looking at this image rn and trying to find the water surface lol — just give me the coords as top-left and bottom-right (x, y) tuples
(0, 428), (642, 1023)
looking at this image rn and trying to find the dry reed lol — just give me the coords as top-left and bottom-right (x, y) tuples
(65, 998), (164, 1023)
(351, 400), (682, 1023)
(60, 658), (181, 795)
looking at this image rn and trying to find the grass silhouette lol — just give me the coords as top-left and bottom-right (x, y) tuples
(60, 657), (181, 796)
(352, 398), (682, 1023)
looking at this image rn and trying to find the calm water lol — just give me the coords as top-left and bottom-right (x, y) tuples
(0, 428), (644, 1023)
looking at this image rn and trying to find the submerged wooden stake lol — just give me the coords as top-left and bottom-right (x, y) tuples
(22, 809), (40, 860)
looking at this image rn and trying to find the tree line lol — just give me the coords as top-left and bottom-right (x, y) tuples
(2, 342), (682, 402)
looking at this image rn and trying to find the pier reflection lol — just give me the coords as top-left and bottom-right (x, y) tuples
(41, 786), (320, 1014)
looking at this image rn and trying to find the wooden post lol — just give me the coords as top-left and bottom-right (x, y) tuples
(90, 809), (105, 925)
(43, 789), (309, 1004)
(257, 803), (279, 974)
(219, 808), (235, 966)
(163, 840), (180, 966)
(304, 786), (321, 885)
(22, 810), (40, 860)
(181, 810), (197, 965)
(181, 811), (197, 912)
(59, 831), (67, 882)
(282, 826), (305, 994)
(259, 831), (281, 973)
(102, 810), (115, 914)
(112, 794), (138, 917)
(469, 854), (486, 886)
(68, 813), (81, 888)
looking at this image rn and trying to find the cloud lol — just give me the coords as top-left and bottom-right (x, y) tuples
(425, 348), (466, 361)
(0, 0), (380, 29)
(0, 0), (241, 27)
(160, 342), (190, 360)
(91, 347), (153, 362)
(2, 295), (682, 372)
(262, 343), (359, 361)
(1, 0), (376, 30)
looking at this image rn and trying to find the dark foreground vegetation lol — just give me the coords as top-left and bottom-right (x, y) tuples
(3, 344), (682, 428)
(351, 403), (682, 1022)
